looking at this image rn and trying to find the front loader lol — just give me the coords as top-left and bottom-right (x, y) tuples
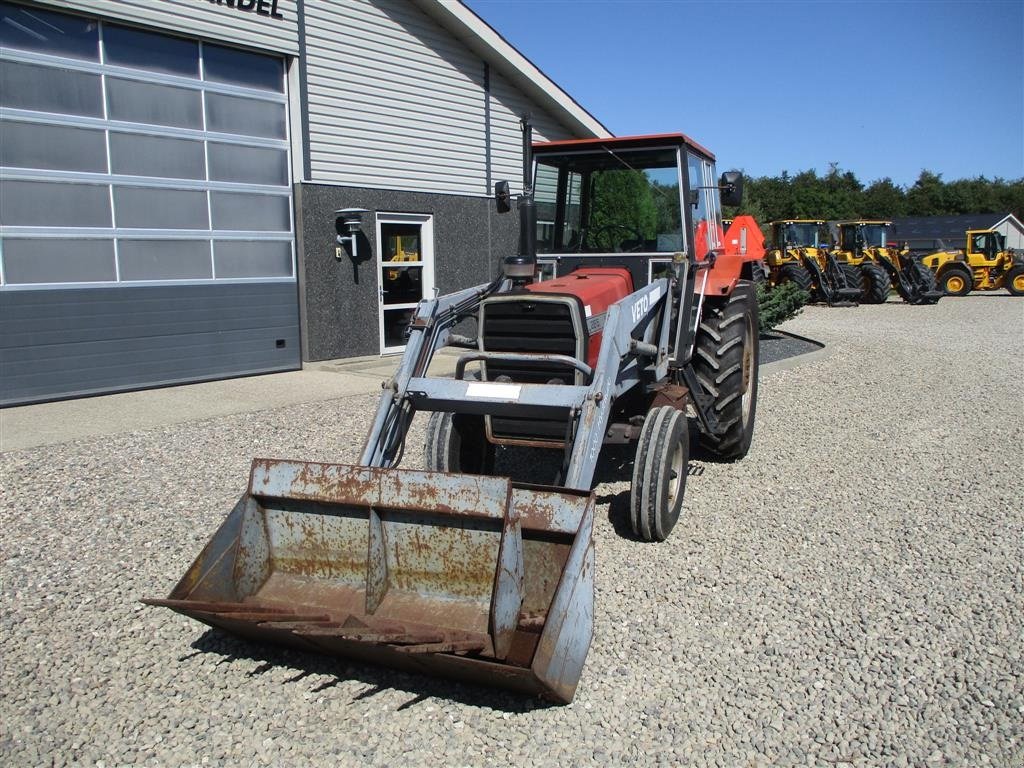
(920, 229), (1024, 296)
(832, 220), (943, 305)
(765, 220), (861, 305)
(145, 128), (760, 704)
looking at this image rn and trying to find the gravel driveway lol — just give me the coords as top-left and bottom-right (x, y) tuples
(2, 296), (1022, 767)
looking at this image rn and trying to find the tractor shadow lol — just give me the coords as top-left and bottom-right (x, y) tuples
(187, 629), (556, 713)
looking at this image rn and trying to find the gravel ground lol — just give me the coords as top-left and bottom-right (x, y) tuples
(2, 295), (1022, 767)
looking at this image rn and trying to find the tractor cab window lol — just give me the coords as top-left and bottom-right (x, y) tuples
(534, 147), (684, 254)
(687, 152), (721, 260)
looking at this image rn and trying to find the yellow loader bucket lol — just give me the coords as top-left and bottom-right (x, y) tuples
(145, 459), (596, 704)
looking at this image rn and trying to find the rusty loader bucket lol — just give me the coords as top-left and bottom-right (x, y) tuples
(145, 459), (596, 704)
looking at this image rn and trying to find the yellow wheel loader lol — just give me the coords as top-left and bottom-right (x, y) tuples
(832, 220), (943, 305)
(765, 220), (861, 305)
(920, 229), (1024, 296)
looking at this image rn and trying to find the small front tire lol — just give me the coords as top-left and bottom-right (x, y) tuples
(630, 406), (688, 542)
(424, 412), (494, 474)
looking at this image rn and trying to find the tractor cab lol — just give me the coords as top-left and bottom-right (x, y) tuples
(530, 134), (749, 292)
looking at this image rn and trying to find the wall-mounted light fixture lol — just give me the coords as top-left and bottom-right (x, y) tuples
(334, 208), (368, 260)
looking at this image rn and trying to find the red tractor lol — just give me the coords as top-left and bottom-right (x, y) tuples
(148, 126), (760, 704)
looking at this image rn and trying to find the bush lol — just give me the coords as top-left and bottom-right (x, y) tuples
(757, 280), (809, 332)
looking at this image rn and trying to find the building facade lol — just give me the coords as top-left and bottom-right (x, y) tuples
(0, 0), (608, 405)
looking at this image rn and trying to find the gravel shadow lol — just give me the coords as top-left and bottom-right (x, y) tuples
(188, 630), (556, 713)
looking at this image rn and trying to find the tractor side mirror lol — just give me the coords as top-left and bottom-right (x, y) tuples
(719, 170), (744, 207)
(494, 180), (512, 214)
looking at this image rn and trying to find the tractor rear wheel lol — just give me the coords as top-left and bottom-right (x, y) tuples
(778, 263), (812, 296)
(424, 412), (494, 474)
(940, 266), (973, 296)
(860, 262), (891, 304)
(1004, 265), (1024, 296)
(630, 406), (688, 542)
(693, 280), (759, 461)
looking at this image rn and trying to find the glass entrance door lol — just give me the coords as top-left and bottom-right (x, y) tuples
(376, 214), (434, 353)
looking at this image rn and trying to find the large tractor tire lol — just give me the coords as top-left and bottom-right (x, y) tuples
(908, 260), (941, 305)
(693, 280), (759, 461)
(1004, 265), (1024, 296)
(939, 266), (973, 296)
(840, 263), (863, 295)
(859, 262), (891, 304)
(630, 406), (688, 542)
(778, 263), (812, 296)
(424, 412), (494, 474)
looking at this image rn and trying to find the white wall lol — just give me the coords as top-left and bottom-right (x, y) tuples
(302, 0), (577, 195)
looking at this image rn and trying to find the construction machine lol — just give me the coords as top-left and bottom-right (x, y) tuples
(832, 220), (943, 304)
(919, 229), (1024, 296)
(145, 127), (760, 704)
(765, 219), (861, 305)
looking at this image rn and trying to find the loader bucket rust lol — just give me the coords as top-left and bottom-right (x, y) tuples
(145, 459), (596, 704)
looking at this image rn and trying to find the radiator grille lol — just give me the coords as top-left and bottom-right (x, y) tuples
(481, 297), (583, 444)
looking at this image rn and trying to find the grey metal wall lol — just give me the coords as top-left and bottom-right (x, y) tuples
(48, 0), (300, 54)
(295, 182), (518, 361)
(0, 283), (300, 406)
(301, 0), (576, 194)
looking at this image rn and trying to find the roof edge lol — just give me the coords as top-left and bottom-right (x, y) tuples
(410, 0), (611, 139)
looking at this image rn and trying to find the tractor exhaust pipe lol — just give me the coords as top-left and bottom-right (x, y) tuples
(504, 118), (536, 284)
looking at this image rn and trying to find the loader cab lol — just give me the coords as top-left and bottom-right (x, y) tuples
(530, 134), (730, 288)
(774, 220), (826, 249)
(837, 221), (893, 252)
(968, 230), (1003, 261)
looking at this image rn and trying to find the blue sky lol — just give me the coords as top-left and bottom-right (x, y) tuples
(465, 0), (1024, 186)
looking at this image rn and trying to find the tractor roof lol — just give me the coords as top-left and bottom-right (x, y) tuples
(771, 220), (826, 225)
(534, 133), (715, 161)
(834, 220), (893, 226)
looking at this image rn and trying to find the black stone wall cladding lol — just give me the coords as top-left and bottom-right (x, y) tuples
(295, 182), (518, 361)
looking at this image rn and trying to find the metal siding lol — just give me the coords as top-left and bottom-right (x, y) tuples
(488, 67), (576, 194)
(0, 283), (300, 405)
(43, 0), (299, 54)
(303, 0), (487, 194)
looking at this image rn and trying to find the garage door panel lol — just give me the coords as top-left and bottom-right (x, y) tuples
(1, 283), (298, 345)
(0, 283), (300, 405)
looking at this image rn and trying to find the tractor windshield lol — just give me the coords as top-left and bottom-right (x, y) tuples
(784, 223), (822, 247)
(534, 148), (684, 254)
(860, 224), (890, 248)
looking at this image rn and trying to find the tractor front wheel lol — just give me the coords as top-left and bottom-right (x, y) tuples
(860, 262), (891, 304)
(940, 266), (973, 296)
(630, 406), (688, 542)
(424, 412), (494, 474)
(1005, 265), (1024, 296)
(693, 280), (759, 461)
